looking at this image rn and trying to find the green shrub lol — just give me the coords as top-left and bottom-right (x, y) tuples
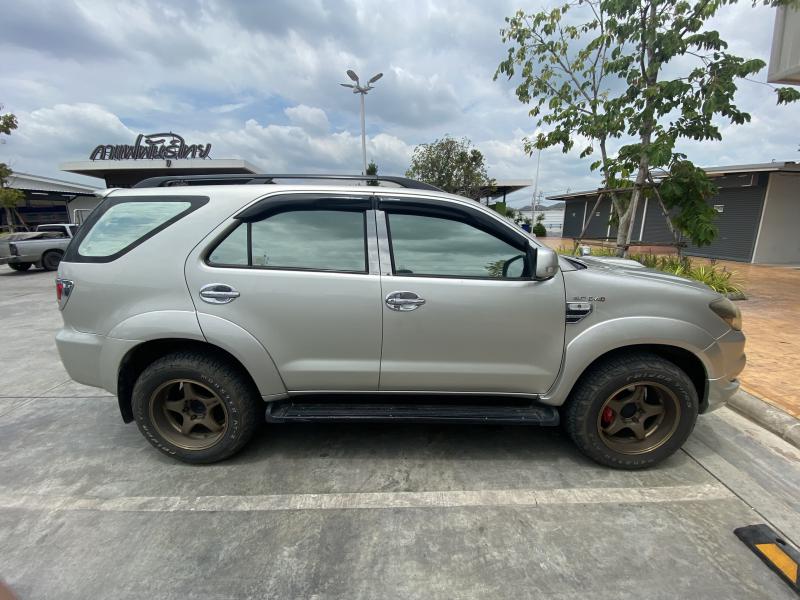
(532, 222), (547, 237)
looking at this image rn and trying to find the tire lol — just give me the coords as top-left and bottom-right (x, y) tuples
(131, 351), (261, 464)
(8, 262), (32, 272)
(564, 352), (698, 469)
(41, 250), (62, 271)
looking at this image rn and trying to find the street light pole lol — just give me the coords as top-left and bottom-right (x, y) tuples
(341, 70), (383, 176)
(530, 147), (541, 228)
(359, 92), (367, 176)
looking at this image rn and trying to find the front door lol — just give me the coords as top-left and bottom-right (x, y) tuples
(186, 194), (382, 391)
(377, 200), (565, 394)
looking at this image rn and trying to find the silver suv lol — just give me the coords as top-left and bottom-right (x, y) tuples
(55, 174), (745, 468)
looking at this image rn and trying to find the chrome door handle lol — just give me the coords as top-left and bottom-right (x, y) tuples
(199, 283), (240, 304)
(385, 291), (426, 312)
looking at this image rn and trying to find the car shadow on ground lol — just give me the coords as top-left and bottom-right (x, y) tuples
(229, 420), (588, 466)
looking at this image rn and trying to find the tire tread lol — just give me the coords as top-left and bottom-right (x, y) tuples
(132, 350), (261, 464)
(564, 351), (698, 469)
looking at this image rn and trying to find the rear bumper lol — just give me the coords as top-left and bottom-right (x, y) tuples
(0, 256), (37, 265)
(0, 254), (42, 265)
(55, 326), (138, 394)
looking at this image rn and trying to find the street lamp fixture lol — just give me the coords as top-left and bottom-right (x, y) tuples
(340, 69), (383, 176)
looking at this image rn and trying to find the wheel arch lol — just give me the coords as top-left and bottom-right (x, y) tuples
(566, 344), (708, 412)
(116, 338), (283, 423)
(41, 248), (64, 270)
(541, 318), (718, 412)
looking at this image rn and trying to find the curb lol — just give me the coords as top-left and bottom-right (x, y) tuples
(727, 389), (800, 449)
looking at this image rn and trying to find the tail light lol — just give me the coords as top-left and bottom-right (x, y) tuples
(8, 243), (18, 256)
(56, 278), (74, 308)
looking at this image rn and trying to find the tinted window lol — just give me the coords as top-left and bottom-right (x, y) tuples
(78, 201), (191, 257)
(208, 224), (248, 265)
(388, 213), (526, 278)
(209, 210), (367, 272)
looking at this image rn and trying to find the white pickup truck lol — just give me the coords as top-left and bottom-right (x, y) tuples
(0, 224), (78, 271)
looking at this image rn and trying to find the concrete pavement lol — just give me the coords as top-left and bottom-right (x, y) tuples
(1, 266), (799, 599)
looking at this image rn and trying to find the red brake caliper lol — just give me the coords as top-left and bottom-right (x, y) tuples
(601, 406), (614, 427)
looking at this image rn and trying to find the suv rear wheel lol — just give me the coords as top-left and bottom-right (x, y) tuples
(8, 262), (32, 272)
(564, 352), (698, 469)
(131, 351), (261, 463)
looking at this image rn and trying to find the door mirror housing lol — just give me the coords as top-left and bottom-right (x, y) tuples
(531, 244), (559, 280)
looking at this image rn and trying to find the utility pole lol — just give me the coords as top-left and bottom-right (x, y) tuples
(340, 70), (383, 176)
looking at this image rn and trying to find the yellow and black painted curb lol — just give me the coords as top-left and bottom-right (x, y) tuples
(735, 524), (799, 595)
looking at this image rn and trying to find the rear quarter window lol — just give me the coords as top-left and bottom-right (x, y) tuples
(64, 195), (208, 263)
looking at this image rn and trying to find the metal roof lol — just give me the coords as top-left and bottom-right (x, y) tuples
(546, 161), (800, 200)
(59, 158), (260, 180)
(8, 171), (99, 193)
(479, 179), (533, 199)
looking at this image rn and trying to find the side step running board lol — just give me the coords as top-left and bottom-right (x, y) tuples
(265, 400), (560, 426)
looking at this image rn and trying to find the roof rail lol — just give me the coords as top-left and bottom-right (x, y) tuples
(131, 173), (442, 191)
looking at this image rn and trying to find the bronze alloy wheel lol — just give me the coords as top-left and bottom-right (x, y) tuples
(596, 381), (681, 455)
(148, 379), (228, 451)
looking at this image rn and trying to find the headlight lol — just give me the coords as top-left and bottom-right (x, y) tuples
(8, 243), (18, 256)
(709, 297), (742, 331)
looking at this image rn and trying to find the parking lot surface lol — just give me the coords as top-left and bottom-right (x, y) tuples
(1, 266), (799, 599)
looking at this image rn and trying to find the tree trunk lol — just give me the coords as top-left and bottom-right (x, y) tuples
(615, 157), (649, 257)
(615, 1), (657, 258)
(3, 206), (15, 232)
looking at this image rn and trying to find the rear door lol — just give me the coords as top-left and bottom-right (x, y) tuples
(377, 197), (565, 394)
(185, 193), (383, 391)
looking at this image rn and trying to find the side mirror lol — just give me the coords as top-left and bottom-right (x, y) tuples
(532, 244), (559, 280)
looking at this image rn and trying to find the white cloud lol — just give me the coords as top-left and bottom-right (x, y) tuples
(284, 105), (330, 133)
(0, 0), (797, 195)
(4, 103), (133, 181)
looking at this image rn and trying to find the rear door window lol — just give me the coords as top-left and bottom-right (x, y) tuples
(65, 195), (207, 263)
(208, 209), (367, 273)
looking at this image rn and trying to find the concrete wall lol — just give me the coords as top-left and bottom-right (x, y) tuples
(752, 173), (800, 264)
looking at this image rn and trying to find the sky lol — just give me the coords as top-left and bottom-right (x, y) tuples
(1, 0), (798, 208)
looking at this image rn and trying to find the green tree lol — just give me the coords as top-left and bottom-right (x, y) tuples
(532, 212), (547, 237)
(366, 160), (379, 186)
(0, 106), (24, 232)
(406, 136), (494, 200)
(497, 0), (800, 256)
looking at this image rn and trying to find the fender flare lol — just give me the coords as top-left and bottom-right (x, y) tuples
(108, 310), (287, 399)
(540, 317), (720, 406)
(195, 312), (287, 398)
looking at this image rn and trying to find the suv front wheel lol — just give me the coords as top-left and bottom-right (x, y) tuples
(564, 352), (699, 469)
(131, 351), (261, 463)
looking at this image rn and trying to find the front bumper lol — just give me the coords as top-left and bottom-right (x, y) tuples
(705, 377), (741, 412)
(702, 328), (746, 413)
